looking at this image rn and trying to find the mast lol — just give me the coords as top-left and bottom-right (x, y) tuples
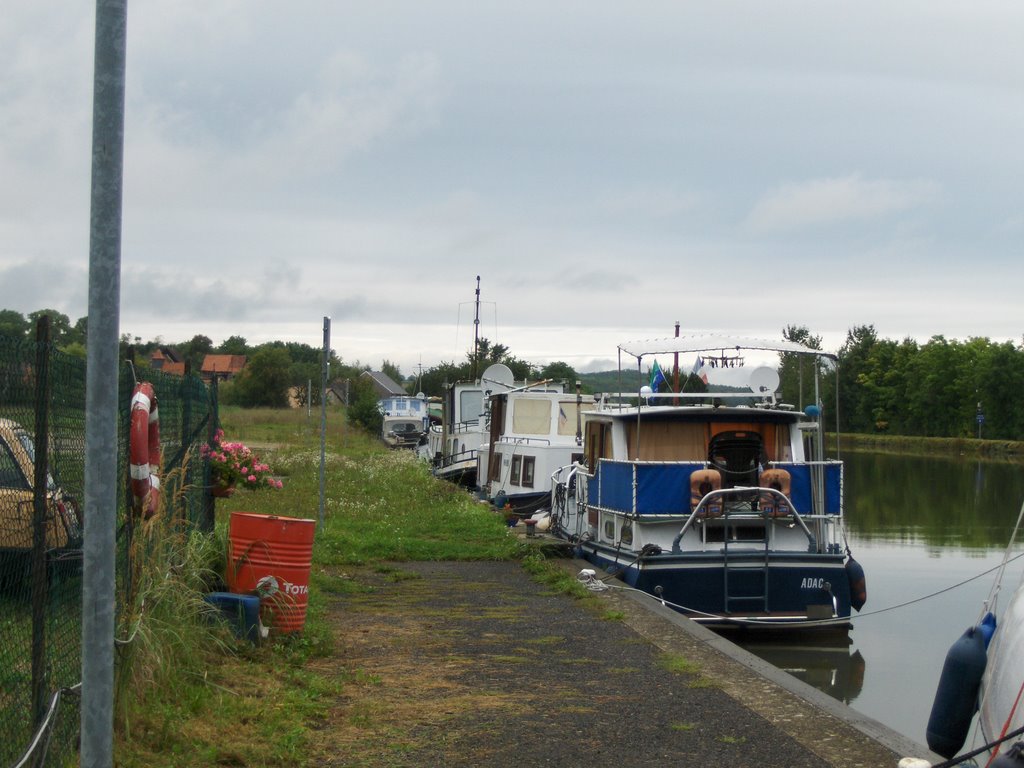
(472, 275), (481, 380)
(673, 320), (680, 394)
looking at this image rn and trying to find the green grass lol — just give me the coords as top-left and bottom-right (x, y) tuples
(659, 653), (702, 676)
(115, 405), (536, 766)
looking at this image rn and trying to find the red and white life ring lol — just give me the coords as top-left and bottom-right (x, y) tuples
(130, 382), (161, 518)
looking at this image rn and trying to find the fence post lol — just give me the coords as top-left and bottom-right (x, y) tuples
(31, 315), (51, 733)
(182, 361), (192, 525)
(319, 317), (330, 531)
(200, 377), (218, 533)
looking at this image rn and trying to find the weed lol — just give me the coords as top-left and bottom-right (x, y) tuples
(718, 734), (747, 745)
(660, 653), (701, 675)
(524, 635), (565, 646)
(686, 677), (719, 689)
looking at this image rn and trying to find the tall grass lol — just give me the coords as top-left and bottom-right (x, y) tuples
(114, 458), (229, 741)
(115, 405), (529, 766)
(214, 406), (525, 564)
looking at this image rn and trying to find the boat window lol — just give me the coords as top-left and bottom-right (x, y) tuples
(626, 421), (705, 460)
(585, 422), (611, 469)
(389, 421), (421, 434)
(734, 525), (766, 541)
(604, 518), (615, 540)
(459, 390), (483, 421)
(620, 520), (633, 545)
(512, 399), (551, 435)
(522, 456), (535, 487)
(510, 455), (522, 486)
(556, 402), (596, 436)
(490, 452), (502, 482)
(702, 525), (766, 543)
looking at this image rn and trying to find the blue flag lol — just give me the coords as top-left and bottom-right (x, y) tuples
(649, 359), (667, 392)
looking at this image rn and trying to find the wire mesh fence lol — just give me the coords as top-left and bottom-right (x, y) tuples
(1, 321), (217, 767)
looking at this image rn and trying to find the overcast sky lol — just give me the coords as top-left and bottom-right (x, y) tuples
(2, 2), (1021, 374)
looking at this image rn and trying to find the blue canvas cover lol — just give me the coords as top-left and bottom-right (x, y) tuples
(775, 462), (843, 515)
(594, 461), (633, 512)
(635, 463), (704, 515)
(594, 460), (842, 516)
(593, 461), (705, 515)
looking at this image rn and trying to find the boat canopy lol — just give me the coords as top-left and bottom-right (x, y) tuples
(617, 334), (837, 362)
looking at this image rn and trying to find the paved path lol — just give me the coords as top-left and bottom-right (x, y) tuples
(312, 558), (933, 767)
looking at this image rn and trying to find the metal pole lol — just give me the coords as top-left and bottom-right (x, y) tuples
(82, 1), (126, 765)
(319, 317), (330, 531)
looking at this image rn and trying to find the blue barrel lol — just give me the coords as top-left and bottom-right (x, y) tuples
(204, 591), (261, 643)
(926, 626), (987, 759)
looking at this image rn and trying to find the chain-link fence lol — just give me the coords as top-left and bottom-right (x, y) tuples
(1, 320), (217, 767)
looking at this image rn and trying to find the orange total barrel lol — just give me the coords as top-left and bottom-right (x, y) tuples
(227, 511), (315, 633)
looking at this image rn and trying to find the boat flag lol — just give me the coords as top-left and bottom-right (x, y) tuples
(650, 359), (667, 392)
(691, 356), (708, 384)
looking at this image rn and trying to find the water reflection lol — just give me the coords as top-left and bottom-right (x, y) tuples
(744, 642), (866, 704)
(843, 450), (1024, 548)
(720, 631), (870, 711)
(728, 450), (1024, 745)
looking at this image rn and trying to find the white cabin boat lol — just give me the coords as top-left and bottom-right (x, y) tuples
(379, 395), (429, 450)
(549, 335), (866, 631)
(419, 364), (517, 488)
(480, 384), (594, 514)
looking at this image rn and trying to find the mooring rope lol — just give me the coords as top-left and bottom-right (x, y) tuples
(575, 548), (1024, 628)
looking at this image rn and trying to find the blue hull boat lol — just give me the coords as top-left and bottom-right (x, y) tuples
(549, 334), (865, 631)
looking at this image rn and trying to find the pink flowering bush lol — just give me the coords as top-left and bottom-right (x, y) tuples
(201, 429), (283, 492)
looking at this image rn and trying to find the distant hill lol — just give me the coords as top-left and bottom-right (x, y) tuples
(578, 369), (641, 394)
(577, 369), (754, 400)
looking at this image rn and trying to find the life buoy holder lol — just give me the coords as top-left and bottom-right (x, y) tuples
(130, 382), (161, 519)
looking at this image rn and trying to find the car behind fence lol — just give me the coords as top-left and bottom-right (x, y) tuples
(1, 321), (217, 766)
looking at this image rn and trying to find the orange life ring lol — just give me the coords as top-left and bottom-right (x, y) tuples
(129, 382), (161, 518)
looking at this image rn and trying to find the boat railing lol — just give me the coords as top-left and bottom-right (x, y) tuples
(496, 436), (553, 447)
(434, 448), (478, 471)
(550, 461), (588, 492)
(671, 487), (817, 554)
(445, 420), (481, 435)
(594, 390), (781, 410)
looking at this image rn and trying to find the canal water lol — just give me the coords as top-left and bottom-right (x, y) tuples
(733, 450), (1024, 750)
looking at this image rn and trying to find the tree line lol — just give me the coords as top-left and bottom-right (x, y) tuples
(779, 324), (1024, 440)
(5, 308), (1021, 440)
